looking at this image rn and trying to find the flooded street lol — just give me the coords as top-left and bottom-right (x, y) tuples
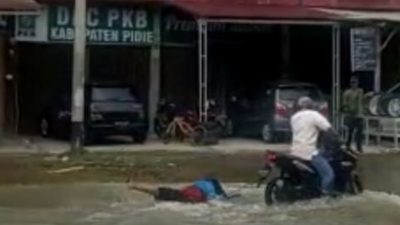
(0, 183), (399, 225)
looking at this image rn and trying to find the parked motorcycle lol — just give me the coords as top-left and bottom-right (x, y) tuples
(257, 142), (363, 205)
(207, 99), (233, 137)
(154, 100), (177, 138)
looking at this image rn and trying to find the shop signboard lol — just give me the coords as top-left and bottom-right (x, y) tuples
(15, 5), (156, 45)
(351, 27), (378, 72)
(48, 6), (154, 45)
(162, 13), (273, 44)
(15, 9), (48, 42)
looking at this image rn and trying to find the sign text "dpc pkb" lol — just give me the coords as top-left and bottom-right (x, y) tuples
(48, 6), (154, 44)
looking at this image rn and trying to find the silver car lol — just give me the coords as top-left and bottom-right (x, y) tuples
(231, 81), (328, 142)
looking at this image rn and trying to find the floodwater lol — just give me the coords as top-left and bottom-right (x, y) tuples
(0, 183), (399, 225)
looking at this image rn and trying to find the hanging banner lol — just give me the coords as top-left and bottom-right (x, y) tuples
(350, 27), (378, 72)
(48, 6), (154, 44)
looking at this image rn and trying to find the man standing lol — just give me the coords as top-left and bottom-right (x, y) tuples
(342, 76), (364, 152)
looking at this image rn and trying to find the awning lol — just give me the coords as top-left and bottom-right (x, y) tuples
(317, 8), (400, 23)
(0, 0), (41, 14)
(166, 0), (339, 22)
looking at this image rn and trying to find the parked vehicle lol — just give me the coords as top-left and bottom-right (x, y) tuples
(39, 83), (148, 144)
(257, 133), (362, 205)
(154, 100), (177, 138)
(231, 81), (328, 142)
(361, 82), (400, 117)
(375, 83), (400, 117)
(207, 99), (233, 137)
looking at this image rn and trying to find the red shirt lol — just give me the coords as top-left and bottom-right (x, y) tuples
(179, 185), (206, 203)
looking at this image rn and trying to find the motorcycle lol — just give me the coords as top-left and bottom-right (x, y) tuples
(207, 99), (233, 137)
(154, 100), (177, 138)
(257, 136), (363, 205)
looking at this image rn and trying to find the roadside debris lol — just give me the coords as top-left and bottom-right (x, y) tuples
(47, 166), (85, 174)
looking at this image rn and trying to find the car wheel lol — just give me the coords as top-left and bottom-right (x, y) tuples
(132, 133), (147, 144)
(40, 117), (50, 137)
(261, 124), (275, 143)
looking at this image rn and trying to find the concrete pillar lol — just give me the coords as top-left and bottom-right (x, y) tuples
(0, 36), (6, 137)
(148, 10), (161, 135)
(374, 28), (381, 92)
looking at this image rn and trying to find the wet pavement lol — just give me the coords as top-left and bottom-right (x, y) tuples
(0, 183), (399, 225)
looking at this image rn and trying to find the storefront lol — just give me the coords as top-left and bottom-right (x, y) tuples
(159, 3), (345, 130)
(11, 0), (400, 141)
(14, 4), (161, 134)
(0, 0), (40, 135)
(159, 0), (400, 133)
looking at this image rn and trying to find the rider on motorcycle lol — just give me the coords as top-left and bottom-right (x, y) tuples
(290, 96), (335, 196)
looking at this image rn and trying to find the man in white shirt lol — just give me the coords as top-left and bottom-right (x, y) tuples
(290, 96), (334, 195)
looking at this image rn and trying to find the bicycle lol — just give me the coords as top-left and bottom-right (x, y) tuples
(162, 115), (205, 144)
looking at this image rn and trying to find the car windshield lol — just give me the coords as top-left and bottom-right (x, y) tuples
(92, 87), (136, 102)
(278, 86), (322, 101)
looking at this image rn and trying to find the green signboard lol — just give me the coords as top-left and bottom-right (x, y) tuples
(48, 6), (154, 44)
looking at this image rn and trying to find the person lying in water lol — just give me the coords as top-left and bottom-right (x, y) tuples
(127, 177), (240, 203)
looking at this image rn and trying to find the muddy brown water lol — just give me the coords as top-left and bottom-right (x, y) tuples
(0, 183), (399, 225)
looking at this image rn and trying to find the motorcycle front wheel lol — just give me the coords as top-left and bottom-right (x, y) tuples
(264, 177), (295, 205)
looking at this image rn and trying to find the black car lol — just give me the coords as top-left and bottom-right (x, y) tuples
(229, 81), (328, 142)
(39, 83), (148, 143)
